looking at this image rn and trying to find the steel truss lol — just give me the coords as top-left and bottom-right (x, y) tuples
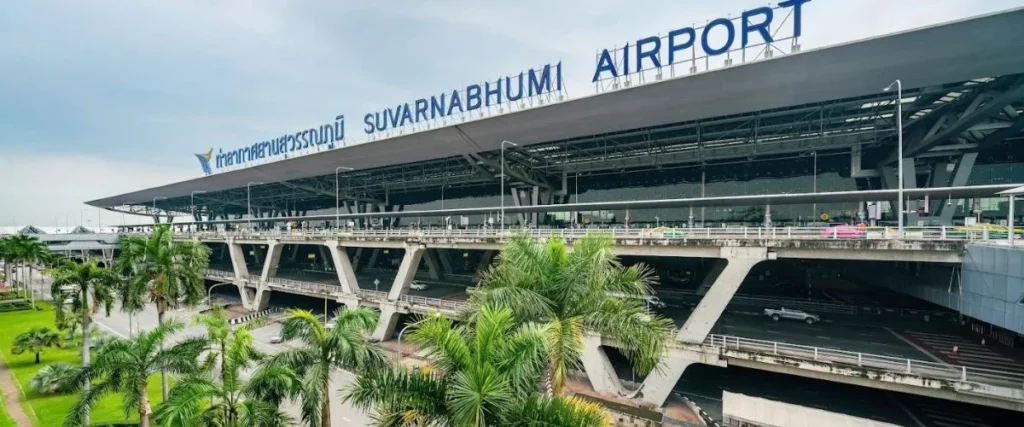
(141, 75), (1024, 219)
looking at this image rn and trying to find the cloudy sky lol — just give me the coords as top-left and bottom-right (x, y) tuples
(1, 0), (1022, 226)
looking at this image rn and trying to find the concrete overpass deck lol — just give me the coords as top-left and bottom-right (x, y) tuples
(182, 226), (973, 263)
(195, 225), (1024, 412)
(203, 269), (1024, 412)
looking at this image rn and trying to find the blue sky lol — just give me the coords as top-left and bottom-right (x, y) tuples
(1, 0), (1022, 225)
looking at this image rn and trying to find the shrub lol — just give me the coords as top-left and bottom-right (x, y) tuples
(30, 362), (81, 395)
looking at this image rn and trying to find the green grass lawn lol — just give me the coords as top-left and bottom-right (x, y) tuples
(0, 304), (165, 426)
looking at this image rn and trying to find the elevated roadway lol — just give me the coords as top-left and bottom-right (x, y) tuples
(201, 266), (1024, 413)
(179, 226), (971, 263)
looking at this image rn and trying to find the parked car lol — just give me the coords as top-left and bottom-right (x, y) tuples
(270, 336), (284, 344)
(409, 281), (428, 291)
(609, 292), (666, 309)
(821, 224), (865, 238)
(764, 307), (820, 324)
(646, 296), (667, 309)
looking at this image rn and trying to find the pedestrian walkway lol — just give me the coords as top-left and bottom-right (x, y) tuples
(0, 355), (33, 426)
(896, 329), (1024, 376)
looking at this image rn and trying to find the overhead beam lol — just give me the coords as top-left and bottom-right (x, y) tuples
(890, 80), (1024, 163)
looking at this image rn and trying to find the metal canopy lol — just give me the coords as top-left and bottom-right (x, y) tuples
(88, 8), (1024, 213)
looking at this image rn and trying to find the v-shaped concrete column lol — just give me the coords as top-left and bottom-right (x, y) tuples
(423, 249), (444, 280)
(580, 334), (629, 396)
(625, 247), (767, 408)
(260, 240), (284, 281)
(675, 247), (768, 344)
(227, 240), (249, 280)
(387, 245), (425, 301)
(325, 240), (360, 294)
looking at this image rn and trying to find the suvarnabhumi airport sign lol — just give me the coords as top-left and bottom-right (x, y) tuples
(193, 1), (812, 175)
(362, 62), (564, 136)
(194, 115), (346, 175)
(592, 0), (809, 88)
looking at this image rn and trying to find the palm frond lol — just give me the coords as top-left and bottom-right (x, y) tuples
(509, 395), (614, 427)
(583, 298), (673, 375)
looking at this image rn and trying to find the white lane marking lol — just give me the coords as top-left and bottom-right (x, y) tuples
(883, 328), (945, 364)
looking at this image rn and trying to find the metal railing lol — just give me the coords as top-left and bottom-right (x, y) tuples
(204, 268), (1020, 394)
(706, 334), (1024, 390)
(169, 226), (996, 242)
(204, 269), (234, 279)
(398, 294), (463, 312)
(263, 276), (343, 295)
(358, 289), (388, 300)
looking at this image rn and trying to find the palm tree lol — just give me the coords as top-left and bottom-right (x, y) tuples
(0, 237), (13, 292)
(154, 326), (298, 426)
(344, 307), (613, 427)
(268, 307), (386, 427)
(7, 234), (50, 303)
(117, 224), (211, 399)
(64, 319), (207, 427)
(11, 326), (63, 364)
(49, 258), (119, 427)
(193, 304), (231, 383)
(465, 234), (674, 396)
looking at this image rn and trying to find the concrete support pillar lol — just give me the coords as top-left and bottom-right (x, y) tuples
(260, 241), (284, 282)
(676, 247), (768, 344)
(580, 334), (628, 396)
(366, 248), (382, 271)
(352, 247), (365, 273)
(423, 249), (444, 281)
(371, 303), (401, 342)
(253, 245), (267, 269)
(238, 284), (271, 312)
(317, 246), (330, 270)
(387, 245), (426, 301)
(639, 348), (706, 408)
(438, 249), (455, 275)
(325, 241), (360, 294)
(937, 153), (977, 224)
(532, 185), (540, 228)
(477, 250), (496, 272)
(227, 241), (249, 280)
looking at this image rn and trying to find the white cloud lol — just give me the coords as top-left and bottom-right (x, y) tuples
(0, 153), (194, 226)
(1, 0), (1021, 226)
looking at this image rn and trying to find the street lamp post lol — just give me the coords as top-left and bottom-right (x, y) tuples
(884, 79), (904, 236)
(80, 208), (89, 230)
(207, 282), (231, 308)
(500, 140), (517, 230)
(247, 182), (264, 230)
(396, 312), (441, 360)
(335, 167), (354, 229)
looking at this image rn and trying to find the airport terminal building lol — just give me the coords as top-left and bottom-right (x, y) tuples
(75, 6), (1024, 423)
(89, 8), (1024, 230)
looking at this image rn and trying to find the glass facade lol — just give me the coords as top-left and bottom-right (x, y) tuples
(298, 145), (1023, 228)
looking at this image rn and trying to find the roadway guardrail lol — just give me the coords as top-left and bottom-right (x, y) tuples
(202, 269), (1021, 397)
(706, 334), (1024, 391)
(167, 225), (1004, 242)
